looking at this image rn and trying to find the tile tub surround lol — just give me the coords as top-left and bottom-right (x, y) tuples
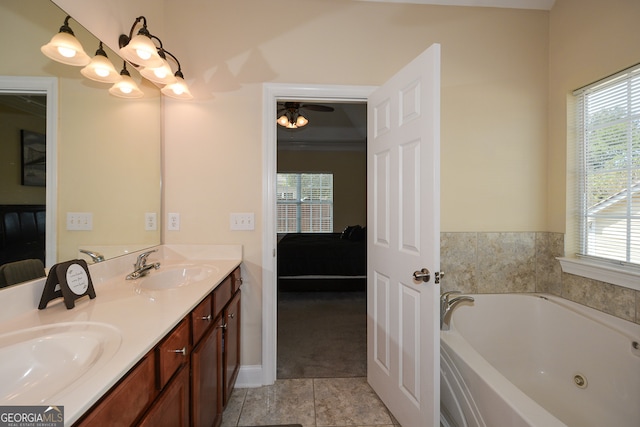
(441, 232), (639, 324)
(0, 244), (242, 425)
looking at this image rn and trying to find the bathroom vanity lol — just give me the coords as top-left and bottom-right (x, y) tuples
(0, 245), (242, 427)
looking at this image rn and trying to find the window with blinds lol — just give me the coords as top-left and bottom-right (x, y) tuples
(276, 173), (333, 233)
(574, 63), (640, 267)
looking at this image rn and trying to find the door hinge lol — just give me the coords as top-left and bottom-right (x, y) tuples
(435, 271), (444, 284)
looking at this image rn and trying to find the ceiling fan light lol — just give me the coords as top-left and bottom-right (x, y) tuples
(296, 114), (308, 127)
(277, 114), (291, 127)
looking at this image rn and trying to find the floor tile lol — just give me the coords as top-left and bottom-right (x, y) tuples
(222, 387), (248, 427)
(237, 379), (316, 426)
(313, 378), (392, 426)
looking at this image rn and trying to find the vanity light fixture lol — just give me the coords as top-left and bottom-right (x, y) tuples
(159, 50), (193, 100)
(80, 42), (120, 83)
(40, 15), (90, 66)
(108, 62), (144, 98)
(119, 16), (163, 68)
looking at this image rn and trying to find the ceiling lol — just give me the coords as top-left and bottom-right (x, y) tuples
(277, 102), (367, 152)
(357, 0), (555, 10)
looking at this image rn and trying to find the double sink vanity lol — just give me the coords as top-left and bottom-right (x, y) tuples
(0, 244), (242, 426)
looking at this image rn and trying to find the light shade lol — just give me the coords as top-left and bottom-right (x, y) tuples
(140, 56), (177, 85)
(80, 43), (120, 83)
(40, 17), (90, 66)
(120, 33), (163, 68)
(161, 73), (193, 100)
(109, 64), (144, 98)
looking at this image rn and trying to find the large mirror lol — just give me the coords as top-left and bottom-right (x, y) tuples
(0, 0), (161, 284)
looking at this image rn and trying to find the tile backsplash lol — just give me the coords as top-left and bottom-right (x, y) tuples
(440, 232), (639, 325)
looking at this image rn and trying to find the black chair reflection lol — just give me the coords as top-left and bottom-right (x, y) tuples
(0, 258), (46, 288)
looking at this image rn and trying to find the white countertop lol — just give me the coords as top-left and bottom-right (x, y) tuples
(0, 244), (242, 426)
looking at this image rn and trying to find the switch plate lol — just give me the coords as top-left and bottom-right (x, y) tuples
(230, 213), (255, 230)
(168, 213), (180, 231)
(66, 212), (93, 230)
(145, 212), (157, 231)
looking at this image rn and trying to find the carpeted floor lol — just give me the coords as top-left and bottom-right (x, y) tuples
(277, 291), (367, 379)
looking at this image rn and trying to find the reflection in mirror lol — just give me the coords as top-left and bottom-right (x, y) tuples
(0, 0), (161, 287)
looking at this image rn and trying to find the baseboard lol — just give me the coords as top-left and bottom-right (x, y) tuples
(235, 364), (263, 388)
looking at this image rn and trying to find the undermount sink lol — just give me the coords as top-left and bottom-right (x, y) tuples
(0, 322), (122, 404)
(136, 264), (219, 290)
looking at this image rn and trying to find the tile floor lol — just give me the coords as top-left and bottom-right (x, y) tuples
(221, 377), (400, 427)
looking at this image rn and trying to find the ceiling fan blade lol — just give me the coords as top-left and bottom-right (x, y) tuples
(300, 104), (334, 112)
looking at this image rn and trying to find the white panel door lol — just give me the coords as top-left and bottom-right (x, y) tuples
(367, 44), (441, 427)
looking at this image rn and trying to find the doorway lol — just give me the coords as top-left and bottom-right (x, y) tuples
(275, 100), (367, 379)
(261, 84), (376, 385)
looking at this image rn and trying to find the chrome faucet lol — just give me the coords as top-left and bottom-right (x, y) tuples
(126, 249), (160, 280)
(440, 290), (474, 331)
(79, 249), (105, 263)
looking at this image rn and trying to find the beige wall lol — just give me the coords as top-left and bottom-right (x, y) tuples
(277, 149), (367, 231)
(47, 0), (551, 367)
(0, 111), (46, 204)
(548, 0), (640, 234)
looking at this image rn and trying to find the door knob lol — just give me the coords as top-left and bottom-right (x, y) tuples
(413, 268), (430, 283)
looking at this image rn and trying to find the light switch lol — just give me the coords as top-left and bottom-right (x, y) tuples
(230, 213), (255, 231)
(66, 212), (93, 230)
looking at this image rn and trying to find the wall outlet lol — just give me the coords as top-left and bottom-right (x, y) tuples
(145, 212), (157, 231)
(67, 212), (93, 231)
(168, 212), (180, 231)
(230, 213), (255, 231)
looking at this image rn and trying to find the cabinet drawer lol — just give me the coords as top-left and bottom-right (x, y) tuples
(213, 276), (232, 318)
(231, 266), (242, 293)
(157, 319), (189, 389)
(74, 353), (156, 427)
(191, 294), (213, 346)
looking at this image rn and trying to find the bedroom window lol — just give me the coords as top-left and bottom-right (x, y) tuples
(277, 173), (333, 233)
(574, 63), (640, 267)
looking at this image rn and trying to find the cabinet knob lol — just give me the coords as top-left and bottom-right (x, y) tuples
(228, 313), (235, 319)
(170, 346), (187, 356)
(218, 323), (227, 330)
(200, 314), (212, 321)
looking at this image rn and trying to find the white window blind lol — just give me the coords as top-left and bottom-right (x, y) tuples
(574, 63), (640, 267)
(276, 173), (333, 233)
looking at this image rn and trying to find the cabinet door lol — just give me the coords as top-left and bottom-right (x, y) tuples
(74, 354), (156, 427)
(223, 290), (241, 406)
(138, 365), (190, 427)
(191, 316), (223, 427)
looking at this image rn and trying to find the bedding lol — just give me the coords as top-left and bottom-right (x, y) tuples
(277, 230), (366, 290)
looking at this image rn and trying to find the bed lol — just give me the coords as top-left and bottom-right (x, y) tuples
(277, 226), (366, 291)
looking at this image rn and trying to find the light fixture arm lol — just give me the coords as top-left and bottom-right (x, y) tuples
(58, 16), (76, 36)
(118, 16), (152, 49)
(162, 49), (185, 77)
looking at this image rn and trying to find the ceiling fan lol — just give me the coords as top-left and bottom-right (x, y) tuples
(276, 101), (335, 129)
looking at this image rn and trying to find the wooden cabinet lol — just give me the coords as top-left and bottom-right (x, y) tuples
(73, 266), (242, 427)
(223, 290), (241, 406)
(191, 315), (223, 427)
(74, 354), (156, 427)
(139, 366), (190, 427)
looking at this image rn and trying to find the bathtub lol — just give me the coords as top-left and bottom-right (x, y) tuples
(440, 293), (640, 427)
